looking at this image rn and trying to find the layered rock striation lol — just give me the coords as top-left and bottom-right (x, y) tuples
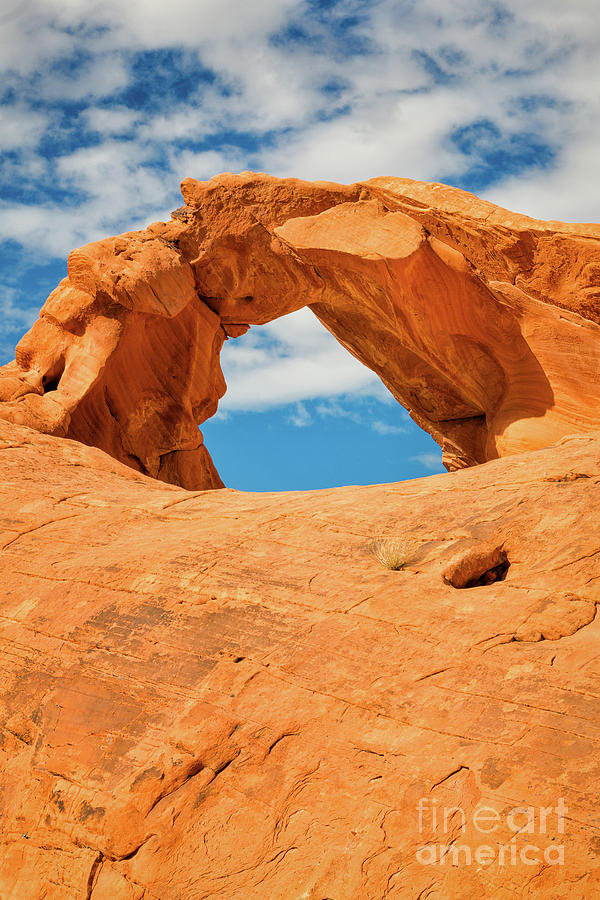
(1, 173), (600, 486)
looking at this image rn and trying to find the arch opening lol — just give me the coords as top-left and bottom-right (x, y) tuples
(202, 307), (445, 491)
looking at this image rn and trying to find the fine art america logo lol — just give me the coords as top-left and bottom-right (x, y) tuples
(416, 797), (567, 867)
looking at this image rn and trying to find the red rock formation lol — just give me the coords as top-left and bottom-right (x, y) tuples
(1, 418), (599, 897)
(1, 172), (600, 486)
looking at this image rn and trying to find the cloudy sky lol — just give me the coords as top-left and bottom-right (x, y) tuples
(1, 0), (598, 489)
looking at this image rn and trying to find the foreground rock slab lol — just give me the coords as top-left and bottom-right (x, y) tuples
(1, 420), (599, 898)
(1, 173), (600, 486)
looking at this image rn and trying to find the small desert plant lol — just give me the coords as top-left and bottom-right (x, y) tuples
(368, 537), (414, 570)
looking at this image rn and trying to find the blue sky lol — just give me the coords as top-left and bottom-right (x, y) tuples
(1, 0), (599, 489)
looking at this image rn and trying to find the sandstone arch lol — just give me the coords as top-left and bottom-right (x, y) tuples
(1, 171), (599, 489)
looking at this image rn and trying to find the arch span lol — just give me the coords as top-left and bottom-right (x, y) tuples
(1, 172), (599, 489)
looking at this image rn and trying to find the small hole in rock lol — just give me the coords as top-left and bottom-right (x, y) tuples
(463, 558), (510, 588)
(42, 375), (61, 393)
(41, 358), (65, 394)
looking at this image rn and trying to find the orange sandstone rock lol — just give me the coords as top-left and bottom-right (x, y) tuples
(0, 419), (599, 897)
(1, 172), (600, 486)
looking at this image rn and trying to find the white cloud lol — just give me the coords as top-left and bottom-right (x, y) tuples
(261, 92), (458, 185)
(168, 147), (247, 184)
(0, 138), (247, 257)
(218, 307), (386, 412)
(314, 399), (363, 424)
(0, 5), (72, 77)
(288, 402), (312, 427)
(0, 104), (48, 150)
(0, 285), (41, 361)
(84, 107), (140, 135)
(40, 53), (130, 101)
(0, 286), (39, 330)
(84, 0), (303, 50)
(215, 309), (416, 431)
(412, 452), (444, 472)
(372, 420), (407, 436)
(484, 137), (600, 223)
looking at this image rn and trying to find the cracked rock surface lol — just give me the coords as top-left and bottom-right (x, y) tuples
(1, 420), (599, 897)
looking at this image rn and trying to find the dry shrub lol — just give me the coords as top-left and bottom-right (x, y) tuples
(368, 536), (415, 570)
